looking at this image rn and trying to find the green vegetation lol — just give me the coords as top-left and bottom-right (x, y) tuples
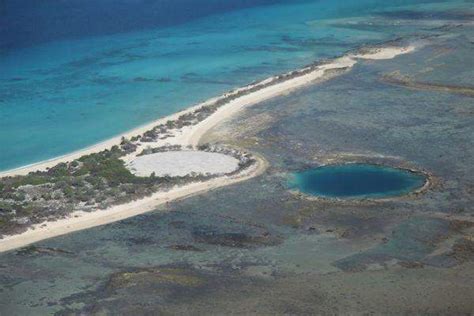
(0, 146), (218, 236)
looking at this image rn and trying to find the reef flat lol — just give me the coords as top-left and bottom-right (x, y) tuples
(381, 71), (474, 97)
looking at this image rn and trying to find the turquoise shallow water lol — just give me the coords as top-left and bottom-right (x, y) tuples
(0, 0), (451, 171)
(289, 164), (426, 198)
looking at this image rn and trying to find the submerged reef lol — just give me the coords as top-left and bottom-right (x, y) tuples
(192, 228), (282, 248)
(56, 265), (211, 315)
(381, 71), (474, 97)
(15, 245), (74, 257)
(105, 267), (205, 291)
(334, 217), (474, 272)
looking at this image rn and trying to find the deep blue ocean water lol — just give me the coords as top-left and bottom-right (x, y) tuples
(0, 0), (461, 170)
(289, 164), (426, 198)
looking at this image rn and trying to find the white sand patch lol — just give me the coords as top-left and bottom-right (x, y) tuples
(127, 151), (240, 177)
(350, 45), (416, 60)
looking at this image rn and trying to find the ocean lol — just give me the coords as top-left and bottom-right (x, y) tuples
(0, 0), (449, 170)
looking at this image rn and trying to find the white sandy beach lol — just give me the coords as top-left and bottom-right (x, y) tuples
(0, 45), (417, 252)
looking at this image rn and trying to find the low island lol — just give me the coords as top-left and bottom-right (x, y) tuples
(0, 44), (417, 252)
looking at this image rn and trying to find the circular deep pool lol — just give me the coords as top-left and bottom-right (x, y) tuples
(288, 164), (426, 199)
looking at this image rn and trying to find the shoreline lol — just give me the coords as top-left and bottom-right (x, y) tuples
(0, 155), (268, 253)
(0, 44), (417, 253)
(0, 45), (416, 178)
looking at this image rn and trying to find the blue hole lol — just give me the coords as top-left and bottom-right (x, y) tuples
(289, 164), (426, 199)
